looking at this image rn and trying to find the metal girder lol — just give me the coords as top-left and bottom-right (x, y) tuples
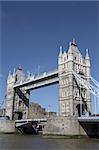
(15, 88), (29, 107)
(72, 70), (99, 97)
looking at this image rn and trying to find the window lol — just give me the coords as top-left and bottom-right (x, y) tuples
(19, 101), (21, 106)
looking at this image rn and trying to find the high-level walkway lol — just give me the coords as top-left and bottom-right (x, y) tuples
(14, 69), (59, 90)
(78, 116), (99, 122)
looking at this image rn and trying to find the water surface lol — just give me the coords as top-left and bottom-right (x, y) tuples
(0, 134), (99, 150)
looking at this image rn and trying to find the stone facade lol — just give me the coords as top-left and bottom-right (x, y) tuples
(0, 120), (15, 133)
(43, 116), (80, 135)
(28, 102), (46, 119)
(58, 39), (90, 117)
(28, 102), (57, 119)
(46, 112), (57, 118)
(0, 107), (6, 116)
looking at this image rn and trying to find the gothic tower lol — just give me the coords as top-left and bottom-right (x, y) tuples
(58, 39), (91, 116)
(6, 66), (29, 120)
(6, 70), (16, 120)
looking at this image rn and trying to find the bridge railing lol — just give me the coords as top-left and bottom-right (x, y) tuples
(14, 69), (58, 87)
(30, 69), (58, 80)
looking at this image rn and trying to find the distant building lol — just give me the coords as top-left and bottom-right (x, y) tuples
(46, 112), (57, 118)
(28, 102), (46, 119)
(28, 102), (57, 119)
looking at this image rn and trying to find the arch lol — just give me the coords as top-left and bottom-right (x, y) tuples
(13, 111), (23, 120)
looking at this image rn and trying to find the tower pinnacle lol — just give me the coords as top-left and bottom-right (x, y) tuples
(59, 46), (63, 57)
(85, 48), (90, 59)
(13, 68), (16, 76)
(18, 64), (22, 70)
(8, 70), (11, 78)
(71, 38), (77, 46)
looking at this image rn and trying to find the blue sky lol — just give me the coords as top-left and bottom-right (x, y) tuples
(0, 1), (99, 113)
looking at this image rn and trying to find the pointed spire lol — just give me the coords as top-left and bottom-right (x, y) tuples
(59, 46), (63, 57)
(63, 51), (66, 55)
(73, 38), (76, 44)
(13, 68), (16, 76)
(69, 41), (71, 47)
(27, 71), (31, 77)
(68, 41), (72, 53)
(18, 64), (22, 70)
(71, 38), (77, 46)
(85, 48), (90, 59)
(8, 70), (11, 78)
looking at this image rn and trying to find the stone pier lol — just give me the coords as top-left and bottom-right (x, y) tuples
(0, 120), (15, 133)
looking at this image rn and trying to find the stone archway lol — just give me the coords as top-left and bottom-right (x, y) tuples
(13, 111), (23, 120)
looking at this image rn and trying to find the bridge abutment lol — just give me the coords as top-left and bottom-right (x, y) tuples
(0, 120), (15, 133)
(43, 116), (87, 136)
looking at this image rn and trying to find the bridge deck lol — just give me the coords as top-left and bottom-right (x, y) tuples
(15, 118), (47, 123)
(78, 116), (99, 122)
(14, 69), (58, 88)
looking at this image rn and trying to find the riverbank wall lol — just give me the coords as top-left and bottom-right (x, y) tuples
(0, 120), (15, 133)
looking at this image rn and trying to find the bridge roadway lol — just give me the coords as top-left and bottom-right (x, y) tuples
(13, 69), (59, 90)
(16, 116), (99, 127)
(78, 116), (99, 138)
(15, 118), (47, 134)
(78, 116), (99, 122)
(15, 117), (99, 136)
(15, 118), (47, 127)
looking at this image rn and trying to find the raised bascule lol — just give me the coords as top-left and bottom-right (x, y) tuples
(5, 39), (99, 137)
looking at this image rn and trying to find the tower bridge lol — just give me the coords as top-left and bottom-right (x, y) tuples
(5, 39), (99, 137)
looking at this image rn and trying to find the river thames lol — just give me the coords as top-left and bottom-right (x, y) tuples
(0, 134), (99, 150)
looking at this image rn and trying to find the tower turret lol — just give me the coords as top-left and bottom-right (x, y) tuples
(6, 70), (16, 120)
(58, 46), (63, 65)
(71, 38), (77, 46)
(84, 48), (91, 113)
(16, 65), (24, 82)
(85, 49), (90, 63)
(67, 41), (73, 71)
(85, 48), (90, 78)
(59, 46), (63, 57)
(13, 68), (16, 77)
(8, 70), (12, 79)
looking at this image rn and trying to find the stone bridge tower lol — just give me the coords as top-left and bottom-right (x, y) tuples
(6, 70), (16, 120)
(6, 66), (29, 120)
(58, 39), (90, 117)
